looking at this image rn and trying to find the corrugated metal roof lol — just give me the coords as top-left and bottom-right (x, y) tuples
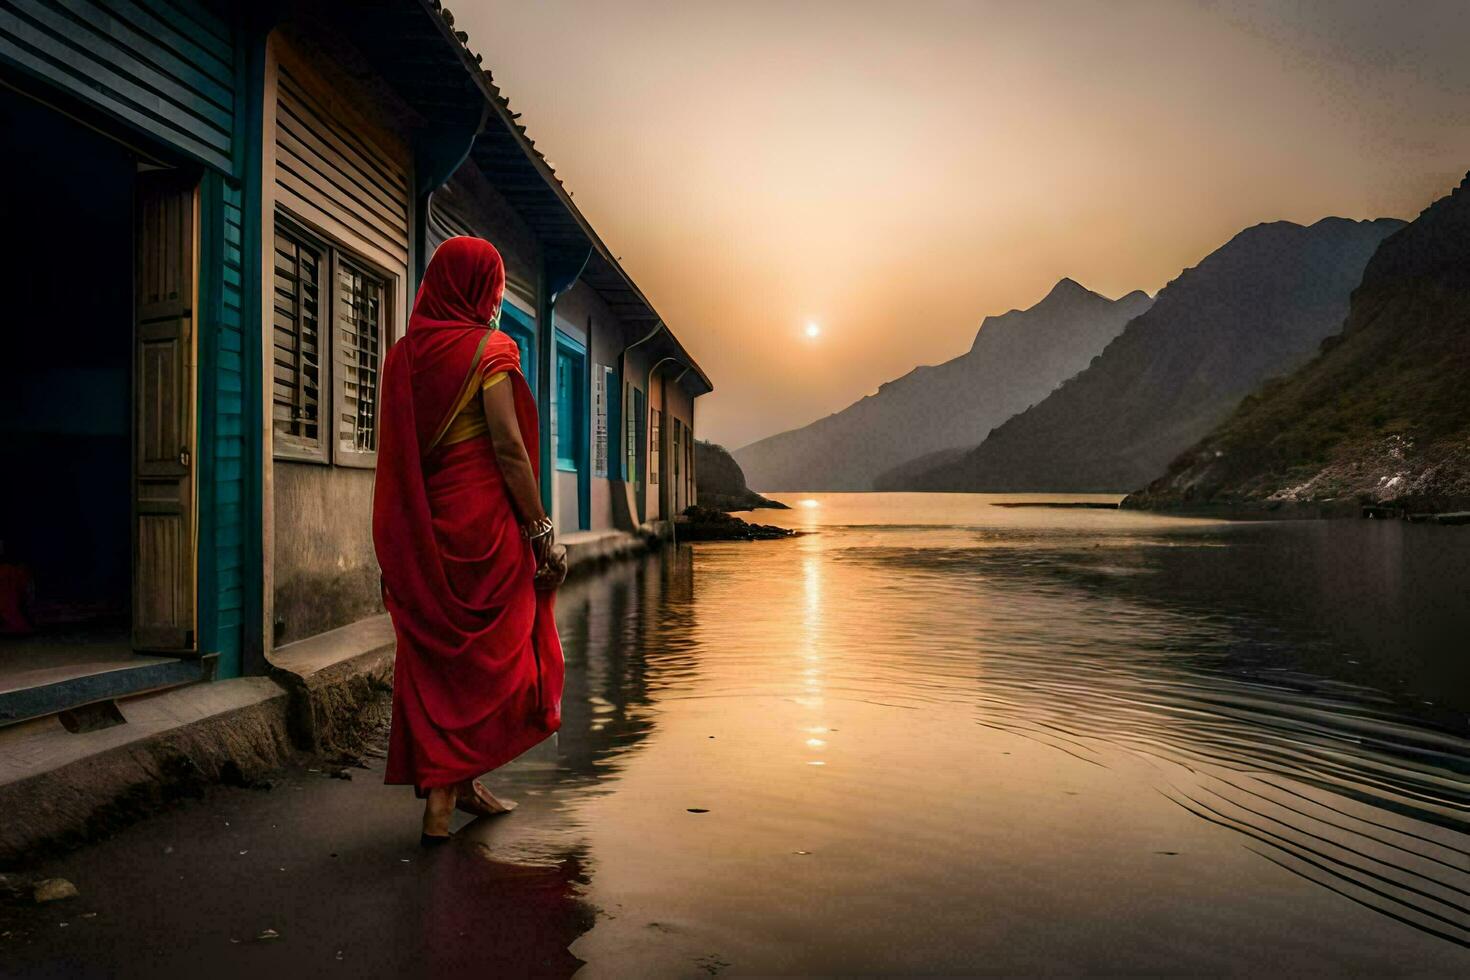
(334, 0), (711, 393)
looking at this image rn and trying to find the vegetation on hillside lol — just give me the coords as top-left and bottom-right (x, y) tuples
(1127, 175), (1470, 513)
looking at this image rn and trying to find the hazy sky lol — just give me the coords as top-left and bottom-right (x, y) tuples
(460, 0), (1470, 449)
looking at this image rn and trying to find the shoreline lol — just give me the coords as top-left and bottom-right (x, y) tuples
(1121, 496), (1470, 523)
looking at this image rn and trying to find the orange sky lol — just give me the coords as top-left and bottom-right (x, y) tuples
(460, 0), (1470, 449)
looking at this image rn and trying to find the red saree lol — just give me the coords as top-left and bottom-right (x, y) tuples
(373, 237), (563, 793)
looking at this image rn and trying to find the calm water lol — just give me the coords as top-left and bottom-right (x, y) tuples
(9, 493), (1466, 977)
(475, 492), (1468, 974)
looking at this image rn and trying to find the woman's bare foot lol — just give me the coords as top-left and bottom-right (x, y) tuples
(422, 785), (457, 841)
(455, 779), (518, 818)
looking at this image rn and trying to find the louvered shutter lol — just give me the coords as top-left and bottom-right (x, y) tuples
(271, 221), (326, 460)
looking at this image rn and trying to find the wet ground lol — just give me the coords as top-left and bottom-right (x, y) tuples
(2, 493), (1467, 976)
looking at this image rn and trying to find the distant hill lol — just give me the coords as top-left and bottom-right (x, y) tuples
(1127, 175), (1470, 514)
(733, 279), (1151, 491)
(695, 440), (787, 512)
(872, 447), (967, 490)
(889, 217), (1405, 492)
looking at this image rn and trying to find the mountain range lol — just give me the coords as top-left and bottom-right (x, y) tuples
(1126, 175), (1470, 514)
(881, 216), (1405, 492)
(733, 279), (1151, 491)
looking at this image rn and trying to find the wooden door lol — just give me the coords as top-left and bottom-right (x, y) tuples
(133, 171), (198, 652)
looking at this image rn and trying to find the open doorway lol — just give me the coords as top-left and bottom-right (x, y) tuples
(0, 85), (198, 707)
(0, 87), (133, 656)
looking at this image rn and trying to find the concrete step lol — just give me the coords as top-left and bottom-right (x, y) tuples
(0, 650), (215, 728)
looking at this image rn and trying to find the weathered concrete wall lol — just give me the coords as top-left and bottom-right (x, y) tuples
(272, 463), (381, 645)
(268, 616), (396, 756)
(0, 679), (293, 864)
(555, 470), (580, 531)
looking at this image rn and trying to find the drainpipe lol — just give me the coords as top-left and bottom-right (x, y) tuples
(537, 246), (593, 516)
(412, 103), (488, 284)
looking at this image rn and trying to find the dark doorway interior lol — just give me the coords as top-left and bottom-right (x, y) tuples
(0, 86), (135, 652)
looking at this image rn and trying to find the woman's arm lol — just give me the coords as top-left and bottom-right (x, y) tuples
(482, 376), (554, 563)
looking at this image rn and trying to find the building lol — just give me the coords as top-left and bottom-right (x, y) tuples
(0, 0), (711, 728)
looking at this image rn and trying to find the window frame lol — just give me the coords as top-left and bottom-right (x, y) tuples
(554, 330), (587, 473)
(329, 250), (390, 469)
(596, 364), (618, 480)
(671, 417), (682, 501)
(625, 383), (643, 487)
(271, 216), (330, 464)
(501, 300), (537, 397)
(649, 407), (661, 486)
(270, 208), (395, 469)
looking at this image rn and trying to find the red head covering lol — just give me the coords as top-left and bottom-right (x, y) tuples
(409, 236), (506, 332)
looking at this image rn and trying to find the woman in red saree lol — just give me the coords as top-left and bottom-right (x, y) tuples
(373, 236), (565, 844)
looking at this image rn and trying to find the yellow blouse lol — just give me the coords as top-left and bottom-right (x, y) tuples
(440, 371), (508, 447)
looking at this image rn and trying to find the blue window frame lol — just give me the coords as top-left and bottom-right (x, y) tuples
(502, 302), (536, 396)
(555, 332), (586, 473)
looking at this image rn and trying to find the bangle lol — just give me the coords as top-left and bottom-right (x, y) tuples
(523, 516), (553, 540)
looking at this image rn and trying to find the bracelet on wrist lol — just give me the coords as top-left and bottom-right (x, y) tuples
(522, 516), (554, 541)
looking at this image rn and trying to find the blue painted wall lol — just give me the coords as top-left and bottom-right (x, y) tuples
(198, 171), (248, 676)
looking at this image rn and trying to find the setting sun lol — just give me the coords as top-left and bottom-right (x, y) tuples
(804, 322), (821, 339)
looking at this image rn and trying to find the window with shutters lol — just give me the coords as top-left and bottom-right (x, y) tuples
(334, 257), (385, 464)
(273, 219), (327, 461)
(592, 366), (607, 478)
(625, 384), (643, 486)
(672, 418), (682, 503)
(272, 210), (391, 467)
(650, 409), (661, 485)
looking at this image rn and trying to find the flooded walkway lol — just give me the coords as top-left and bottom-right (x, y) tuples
(4, 494), (1467, 975)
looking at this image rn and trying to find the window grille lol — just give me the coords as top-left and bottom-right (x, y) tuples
(592, 366), (604, 477)
(626, 384), (642, 485)
(271, 209), (391, 467)
(336, 259), (384, 456)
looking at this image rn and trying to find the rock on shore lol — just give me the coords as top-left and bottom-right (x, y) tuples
(678, 506), (796, 541)
(695, 441), (788, 512)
